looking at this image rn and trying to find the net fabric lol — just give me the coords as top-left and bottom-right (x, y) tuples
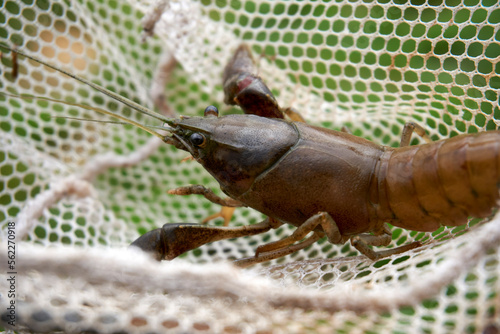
(0, 0), (499, 333)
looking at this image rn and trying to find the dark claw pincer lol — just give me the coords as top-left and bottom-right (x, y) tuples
(129, 223), (198, 261)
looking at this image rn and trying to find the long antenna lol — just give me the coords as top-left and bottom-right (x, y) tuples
(51, 116), (169, 132)
(0, 91), (166, 140)
(0, 44), (174, 126)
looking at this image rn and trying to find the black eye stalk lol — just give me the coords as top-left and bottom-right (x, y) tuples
(204, 105), (219, 117)
(190, 133), (206, 147)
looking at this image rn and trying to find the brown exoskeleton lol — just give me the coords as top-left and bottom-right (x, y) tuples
(130, 45), (500, 267)
(3, 44), (500, 268)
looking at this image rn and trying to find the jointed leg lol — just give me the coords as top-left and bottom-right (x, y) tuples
(202, 206), (236, 226)
(400, 122), (432, 147)
(350, 223), (421, 261)
(253, 212), (346, 257)
(232, 212), (347, 267)
(282, 107), (306, 123)
(169, 185), (245, 226)
(234, 232), (321, 268)
(168, 185), (245, 207)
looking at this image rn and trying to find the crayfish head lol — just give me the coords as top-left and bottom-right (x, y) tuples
(167, 106), (298, 197)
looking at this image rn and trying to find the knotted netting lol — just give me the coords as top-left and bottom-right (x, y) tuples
(0, 0), (499, 333)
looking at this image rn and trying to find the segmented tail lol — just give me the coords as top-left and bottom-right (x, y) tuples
(377, 131), (500, 231)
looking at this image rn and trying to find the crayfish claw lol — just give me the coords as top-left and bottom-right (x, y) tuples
(129, 228), (167, 261)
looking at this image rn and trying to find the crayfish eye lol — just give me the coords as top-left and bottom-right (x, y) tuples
(204, 105), (219, 117)
(190, 133), (206, 147)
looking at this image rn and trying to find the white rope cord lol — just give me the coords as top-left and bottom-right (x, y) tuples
(2, 212), (499, 315)
(12, 137), (162, 241)
(15, 176), (96, 240)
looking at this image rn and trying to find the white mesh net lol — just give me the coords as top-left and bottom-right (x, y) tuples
(0, 0), (499, 333)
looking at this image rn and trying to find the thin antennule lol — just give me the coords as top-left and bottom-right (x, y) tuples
(52, 116), (138, 126)
(0, 44), (175, 126)
(52, 116), (169, 132)
(1, 91), (166, 140)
